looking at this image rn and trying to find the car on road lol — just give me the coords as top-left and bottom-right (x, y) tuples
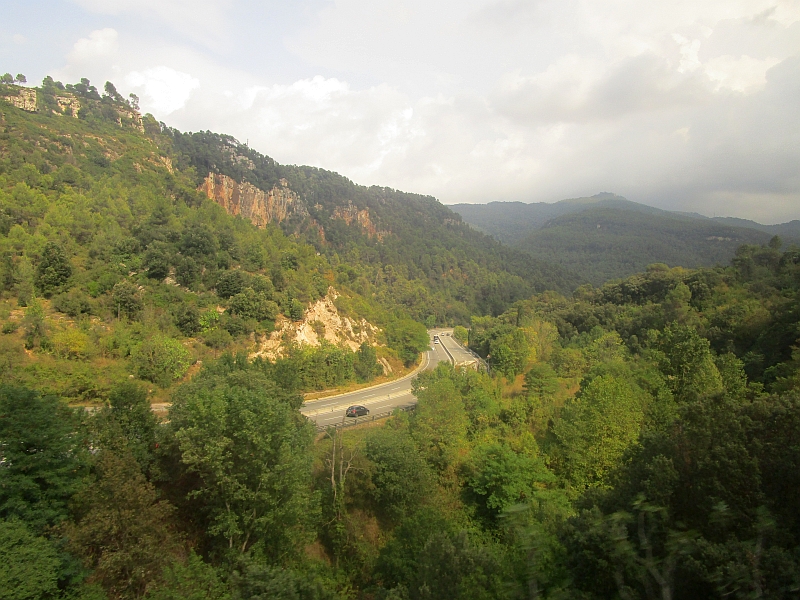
(345, 405), (369, 417)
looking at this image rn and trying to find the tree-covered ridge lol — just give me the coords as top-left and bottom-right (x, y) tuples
(514, 206), (779, 285)
(453, 195), (798, 286)
(0, 78), (418, 402)
(169, 130), (582, 323)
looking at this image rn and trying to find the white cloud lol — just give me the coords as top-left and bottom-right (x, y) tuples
(126, 66), (200, 115)
(70, 0), (232, 43)
(68, 28), (119, 63)
(12, 34), (26, 45)
(705, 54), (782, 92)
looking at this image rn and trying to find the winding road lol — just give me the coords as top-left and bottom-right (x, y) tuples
(301, 329), (456, 427)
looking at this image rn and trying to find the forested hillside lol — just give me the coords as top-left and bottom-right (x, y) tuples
(0, 78), (440, 404)
(515, 207), (773, 285)
(451, 192), (634, 244)
(3, 76), (800, 600)
(169, 130), (581, 321)
(453, 195), (797, 285)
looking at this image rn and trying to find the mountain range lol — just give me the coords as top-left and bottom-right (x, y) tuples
(452, 194), (798, 285)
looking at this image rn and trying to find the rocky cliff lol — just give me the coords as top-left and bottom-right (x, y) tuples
(199, 173), (309, 228)
(1, 87), (37, 112)
(332, 201), (390, 240)
(251, 288), (380, 360)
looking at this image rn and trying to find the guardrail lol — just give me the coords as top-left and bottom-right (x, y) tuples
(314, 404), (416, 432)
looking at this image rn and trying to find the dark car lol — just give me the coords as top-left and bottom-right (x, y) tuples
(345, 405), (369, 417)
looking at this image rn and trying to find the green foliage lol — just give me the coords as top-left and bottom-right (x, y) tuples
(107, 381), (158, 472)
(168, 371), (315, 558)
(552, 375), (644, 491)
(145, 552), (230, 600)
(131, 335), (191, 387)
(0, 385), (86, 531)
(452, 325), (468, 345)
(365, 427), (434, 521)
(387, 319), (428, 366)
(0, 520), (64, 600)
(228, 287), (279, 323)
(467, 442), (553, 519)
(64, 449), (183, 599)
(353, 341), (381, 382)
(35, 241), (72, 297)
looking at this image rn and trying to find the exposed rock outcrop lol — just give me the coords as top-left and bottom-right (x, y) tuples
(2, 88), (37, 112)
(199, 172), (308, 228)
(251, 289), (380, 360)
(332, 201), (390, 240)
(56, 95), (80, 117)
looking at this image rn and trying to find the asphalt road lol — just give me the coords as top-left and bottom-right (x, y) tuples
(437, 331), (479, 367)
(302, 329), (452, 427)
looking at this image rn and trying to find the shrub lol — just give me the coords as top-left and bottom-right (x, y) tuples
(52, 289), (93, 317)
(131, 335), (191, 387)
(51, 328), (90, 359)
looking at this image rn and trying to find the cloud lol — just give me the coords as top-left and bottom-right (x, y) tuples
(126, 66), (200, 115)
(37, 0), (800, 223)
(12, 34), (27, 45)
(68, 28), (119, 63)
(70, 0), (232, 44)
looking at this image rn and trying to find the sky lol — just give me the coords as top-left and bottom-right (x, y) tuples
(2, 1), (799, 223)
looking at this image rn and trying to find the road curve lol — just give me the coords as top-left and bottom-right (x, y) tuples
(302, 329), (452, 427)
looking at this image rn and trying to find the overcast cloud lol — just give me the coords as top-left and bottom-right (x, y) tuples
(2, 0), (799, 222)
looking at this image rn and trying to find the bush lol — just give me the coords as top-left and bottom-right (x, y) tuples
(173, 304), (200, 336)
(131, 335), (191, 387)
(229, 288), (279, 323)
(51, 328), (90, 359)
(215, 269), (247, 299)
(1, 321), (19, 334)
(52, 289), (93, 317)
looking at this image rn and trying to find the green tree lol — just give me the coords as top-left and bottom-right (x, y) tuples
(0, 386), (86, 531)
(145, 552), (230, 600)
(228, 288), (279, 322)
(108, 381), (158, 473)
(387, 319), (429, 366)
(411, 364), (469, 473)
(35, 242), (72, 297)
(553, 375), (644, 491)
(14, 74), (26, 85)
(22, 297), (47, 349)
(467, 442), (554, 521)
(0, 520), (63, 600)
(365, 427), (434, 521)
(655, 323), (722, 401)
(168, 372), (315, 558)
(131, 334), (191, 387)
(353, 341), (381, 382)
(215, 270), (247, 299)
(0, 73), (13, 85)
(64, 449), (182, 599)
(143, 242), (171, 280)
(112, 280), (143, 320)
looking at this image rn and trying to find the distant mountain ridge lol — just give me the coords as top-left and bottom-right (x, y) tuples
(451, 195), (798, 285)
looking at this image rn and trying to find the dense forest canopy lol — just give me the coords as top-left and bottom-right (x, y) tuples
(2, 77), (800, 600)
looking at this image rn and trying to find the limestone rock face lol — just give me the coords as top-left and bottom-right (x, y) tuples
(199, 172), (308, 228)
(56, 95), (80, 117)
(2, 88), (37, 112)
(332, 201), (389, 240)
(251, 288), (380, 360)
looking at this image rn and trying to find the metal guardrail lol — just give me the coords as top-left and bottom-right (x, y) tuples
(314, 403), (416, 432)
